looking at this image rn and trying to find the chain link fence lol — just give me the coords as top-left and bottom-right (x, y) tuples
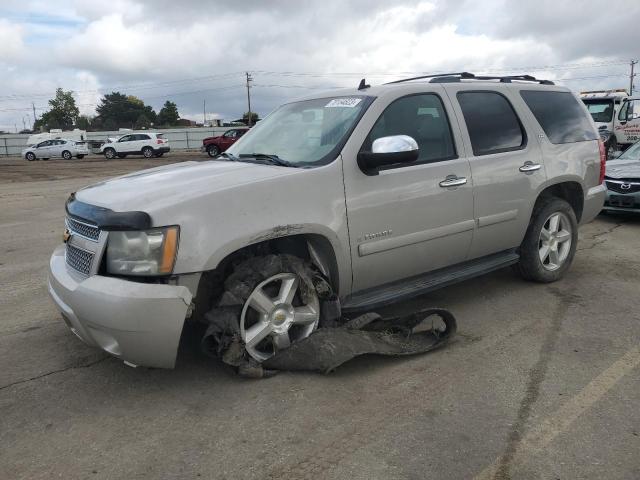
(0, 126), (235, 157)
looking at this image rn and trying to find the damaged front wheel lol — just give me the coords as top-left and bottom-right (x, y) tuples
(241, 272), (320, 362)
(203, 254), (323, 365)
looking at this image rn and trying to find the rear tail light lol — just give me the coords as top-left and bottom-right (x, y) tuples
(157, 139), (166, 144)
(598, 139), (606, 184)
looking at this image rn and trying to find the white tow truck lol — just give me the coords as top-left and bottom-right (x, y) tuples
(580, 90), (640, 156)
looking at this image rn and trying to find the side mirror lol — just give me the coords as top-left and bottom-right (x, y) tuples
(357, 135), (419, 175)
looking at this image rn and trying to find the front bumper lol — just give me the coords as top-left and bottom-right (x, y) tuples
(602, 189), (640, 213)
(48, 245), (192, 368)
(581, 184), (607, 223)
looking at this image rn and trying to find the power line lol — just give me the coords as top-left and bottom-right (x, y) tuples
(0, 61), (629, 102)
(0, 72), (246, 101)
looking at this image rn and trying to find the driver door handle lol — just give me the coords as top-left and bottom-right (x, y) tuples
(519, 162), (541, 173)
(439, 176), (467, 188)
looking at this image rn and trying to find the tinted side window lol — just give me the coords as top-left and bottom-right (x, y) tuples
(138, 134), (151, 140)
(363, 93), (456, 164)
(521, 90), (598, 144)
(457, 91), (525, 156)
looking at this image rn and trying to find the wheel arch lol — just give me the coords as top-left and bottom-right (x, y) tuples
(190, 232), (342, 325)
(533, 181), (584, 222)
(213, 232), (340, 292)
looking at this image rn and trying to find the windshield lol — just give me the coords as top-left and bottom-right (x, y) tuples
(618, 141), (640, 161)
(583, 100), (614, 123)
(226, 96), (371, 167)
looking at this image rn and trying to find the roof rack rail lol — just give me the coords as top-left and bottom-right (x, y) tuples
(386, 72), (475, 84)
(385, 72), (554, 86)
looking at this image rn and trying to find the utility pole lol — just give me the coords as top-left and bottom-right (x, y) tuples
(246, 71), (253, 127)
(32, 102), (37, 130)
(630, 60), (638, 95)
(203, 99), (206, 126)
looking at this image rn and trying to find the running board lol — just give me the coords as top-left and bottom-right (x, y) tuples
(342, 250), (519, 312)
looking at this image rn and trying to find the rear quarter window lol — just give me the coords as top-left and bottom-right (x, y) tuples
(457, 91), (526, 156)
(520, 90), (598, 144)
(156, 133), (165, 139)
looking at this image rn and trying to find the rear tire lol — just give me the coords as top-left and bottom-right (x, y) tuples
(515, 197), (578, 283)
(104, 148), (116, 159)
(142, 146), (154, 158)
(207, 145), (220, 157)
(76, 155), (85, 159)
(62, 150), (72, 160)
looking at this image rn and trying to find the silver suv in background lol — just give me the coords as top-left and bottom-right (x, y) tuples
(49, 72), (605, 369)
(100, 132), (170, 159)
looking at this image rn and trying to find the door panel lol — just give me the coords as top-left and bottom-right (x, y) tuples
(444, 86), (546, 259)
(36, 141), (52, 158)
(616, 98), (640, 145)
(117, 135), (132, 153)
(342, 91), (474, 293)
(51, 140), (65, 157)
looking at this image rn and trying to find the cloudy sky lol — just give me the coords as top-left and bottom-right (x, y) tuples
(0, 0), (638, 131)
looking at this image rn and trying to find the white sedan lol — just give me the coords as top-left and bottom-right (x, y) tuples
(22, 138), (89, 161)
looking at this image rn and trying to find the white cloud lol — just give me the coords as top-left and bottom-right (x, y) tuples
(0, 0), (637, 131)
(0, 19), (26, 61)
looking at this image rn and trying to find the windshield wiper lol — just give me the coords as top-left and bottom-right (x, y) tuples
(216, 152), (239, 161)
(239, 153), (295, 167)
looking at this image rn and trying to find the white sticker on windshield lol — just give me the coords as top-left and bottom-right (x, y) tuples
(325, 98), (362, 108)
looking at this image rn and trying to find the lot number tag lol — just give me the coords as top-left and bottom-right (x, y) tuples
(325, 98), (362, 108)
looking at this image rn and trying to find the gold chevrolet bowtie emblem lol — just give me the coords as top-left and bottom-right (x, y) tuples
(63, 229), (71, 243)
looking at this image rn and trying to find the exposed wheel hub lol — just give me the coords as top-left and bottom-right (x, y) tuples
(240, 273), (320, 362)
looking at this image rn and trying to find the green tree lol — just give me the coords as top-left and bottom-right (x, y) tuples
(95, 92), (157, 129)
(242, 111), (260, 125)
(34, 88), (79, 130)
(75, 115), (91, 130)
(135, 114), (151, 129)
(157, 101), (180, 126)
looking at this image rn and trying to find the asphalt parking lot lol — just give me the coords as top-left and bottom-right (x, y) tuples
(1, 154), (639, 480)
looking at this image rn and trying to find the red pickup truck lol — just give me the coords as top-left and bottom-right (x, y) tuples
(201, 128), (249, 157)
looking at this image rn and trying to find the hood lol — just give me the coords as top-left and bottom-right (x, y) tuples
(75, 160), (296, 212)
(606, 158), (640, 180)
(203, 135), (222, 142)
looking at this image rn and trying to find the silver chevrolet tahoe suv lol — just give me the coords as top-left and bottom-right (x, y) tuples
(49, 72), (606, 369)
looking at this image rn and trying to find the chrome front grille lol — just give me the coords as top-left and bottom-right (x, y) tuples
(66, 217), (100, 242)
(65, 244), (95, 275)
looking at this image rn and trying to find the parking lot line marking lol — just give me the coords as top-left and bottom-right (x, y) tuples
(474, 345), (640, 480)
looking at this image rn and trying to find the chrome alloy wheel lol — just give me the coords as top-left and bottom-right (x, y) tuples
(538, 212), (572, 271)
(240, 273), (320, 362)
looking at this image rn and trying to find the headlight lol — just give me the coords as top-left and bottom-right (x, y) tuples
(106, 226), (179, 276)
